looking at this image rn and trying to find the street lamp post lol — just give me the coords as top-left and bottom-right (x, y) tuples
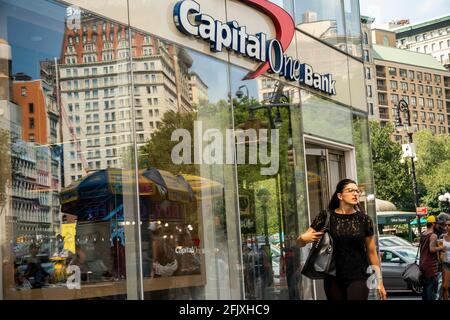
(257, 188), (271, 247)
(395, 99), (421, 236)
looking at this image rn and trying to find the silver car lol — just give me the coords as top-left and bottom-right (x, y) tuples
(378, 235), (415, 247)
(380, 246), (422, 294)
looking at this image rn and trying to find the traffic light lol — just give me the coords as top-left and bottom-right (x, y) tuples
(287, 147), (296, 166)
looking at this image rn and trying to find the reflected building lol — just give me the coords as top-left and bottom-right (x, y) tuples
(188, 72), (209, 108)
(7, 62), (61, 250)
(297, 12), (361, 57)
(297, 15), (342, 51)
(58, 13), (201, 186)
(0, 42), (62, 253)
(256, 78), (300, 105)
(0, 39), (22, 277)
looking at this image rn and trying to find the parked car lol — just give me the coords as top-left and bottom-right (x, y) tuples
(379, 245), (421, 294)
(378, 235), (415, 247)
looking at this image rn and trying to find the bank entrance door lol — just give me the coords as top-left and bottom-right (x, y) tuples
(305, 142), (347, 300)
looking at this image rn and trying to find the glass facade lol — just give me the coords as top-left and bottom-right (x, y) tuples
(0, 0), (375, 300)
(292, 0), (363, 58)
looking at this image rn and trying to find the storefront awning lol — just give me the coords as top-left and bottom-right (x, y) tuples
(409, 217), (427, 225)
(376, 211), (417, 225)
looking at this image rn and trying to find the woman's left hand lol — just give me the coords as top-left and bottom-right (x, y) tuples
(378, 283), (387, 300)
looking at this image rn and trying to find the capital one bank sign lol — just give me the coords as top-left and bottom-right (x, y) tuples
(173, 0), (336, 95)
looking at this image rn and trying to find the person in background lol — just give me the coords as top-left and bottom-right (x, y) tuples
(435, 213), (450, 299)
(25, 243), (49, 288)
(438, 215), (450, 300)
(419, 215), (445, 300)
(111, 236), (126, 279)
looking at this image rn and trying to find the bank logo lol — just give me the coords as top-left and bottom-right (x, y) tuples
(173, 0), (336, 95)
(236, 0), (295, 80)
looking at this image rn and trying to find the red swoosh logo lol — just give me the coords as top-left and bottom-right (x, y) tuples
(237, 0), (295, 80)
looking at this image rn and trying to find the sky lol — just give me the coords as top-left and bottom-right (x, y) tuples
(359, 0), (449, 27)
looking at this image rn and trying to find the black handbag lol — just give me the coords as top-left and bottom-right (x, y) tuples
(301, 210), (336, 279)
(402, 237), (422, 284)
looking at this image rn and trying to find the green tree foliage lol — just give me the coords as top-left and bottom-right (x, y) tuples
(370, 122), (450, 214)
(139, 110), (197, 174)
(138, 99), (232, 174)
(370, 121), (415, 211)
(414, 130), (450, 213)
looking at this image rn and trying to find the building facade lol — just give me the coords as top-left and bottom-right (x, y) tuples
(393, 15), (450, 71)
(0, 0), (377, 300)
(372, 44), (450, 141)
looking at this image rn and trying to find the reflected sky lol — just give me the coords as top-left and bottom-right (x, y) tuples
(0, 0), (65, 79)
(185, 50), (260, 104)
(293, 0), (346, 35)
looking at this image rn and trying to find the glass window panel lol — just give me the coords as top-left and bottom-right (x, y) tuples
(352, 112), (376, 219)
(294, 0), (347, 53)
(130, 30), (241, 300)
(0, 0), (141, 300)
(231, 68), (309, 300)
(343, 0), (363, 58)
(301, 91), (353, 145)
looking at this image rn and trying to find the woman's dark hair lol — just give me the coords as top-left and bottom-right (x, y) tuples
(328, 178), (363, 212)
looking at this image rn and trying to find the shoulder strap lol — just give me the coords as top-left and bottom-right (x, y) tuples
(414, 244), (420, 261)
(324, 210), (331, 231)
(417, 233), (430, 260)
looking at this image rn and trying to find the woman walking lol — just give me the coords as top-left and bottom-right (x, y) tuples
(297, 179), (387, 300)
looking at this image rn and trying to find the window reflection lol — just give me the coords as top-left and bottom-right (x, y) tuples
(0, 0), (138, 299)
(131, 31), (239, 299)
(293, 0), (362, 58)
(294, 0), (347, 52)
(343, 0), (363, 58)
(231, 68), (304, 300)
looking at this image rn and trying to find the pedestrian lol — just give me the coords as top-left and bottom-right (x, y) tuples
(419, 215), (445, 300)
(435, 213), (450, 300)
(25, 243), (49, 288)
(440, 217), (450, 300)
(111, 236), (126, 279)
(297, 179), (387, 300)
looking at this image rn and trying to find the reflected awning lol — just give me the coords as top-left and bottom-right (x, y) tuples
(61, 168), (156, 205)
(142, 168), (192, 203)
(181, 174), (223, 200)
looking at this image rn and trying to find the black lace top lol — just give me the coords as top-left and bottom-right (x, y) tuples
(310, 210), (374, 281)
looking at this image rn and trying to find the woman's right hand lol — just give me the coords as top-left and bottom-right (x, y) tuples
(297, 228), (324, 247)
